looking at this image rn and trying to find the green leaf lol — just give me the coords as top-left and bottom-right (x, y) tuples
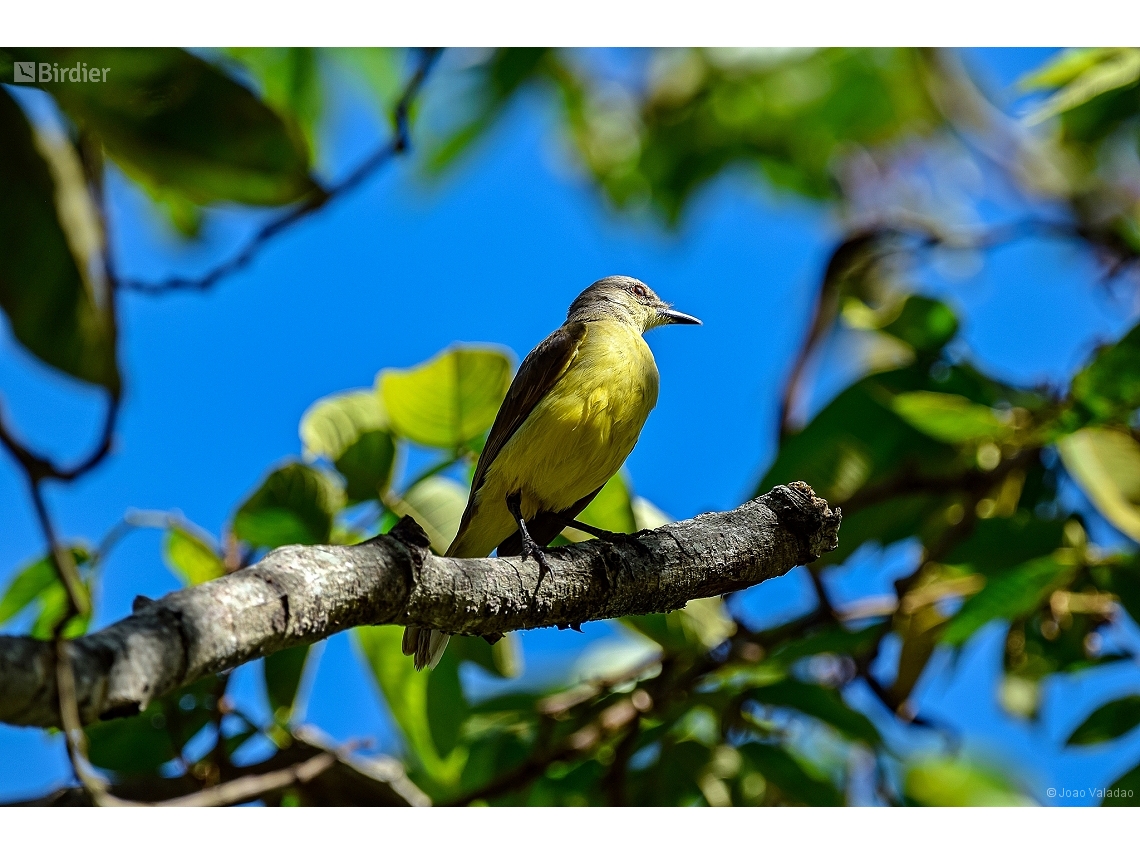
(221, 48), (322, 160)
(234, 462), (344, 549)
(12, 48), (317, 206)
(300, 390), (395, 503)
(941, 512), (1067, 577)
(941, 554), (1075, 646)
(354, 625), (467, 787)
(749, 680), (881, 745)
(1072, 321), (1140, 422)
(879, 295), (958, 356)
(738, 743), (843, 806)
(1024, 48), (1140, 125)
(1058, 427), (1140, 542)
(327, 48), (404, 116)
(0, 555), (60, 625)
(380, 346), (513, 449)
(904, 757), (1032, 806)
(31, 581), (90, 640)
(263, 643), (311, 724)
(1066, 696), (1140, 745)
(890, 391), (1011, 444)
(395, 476), (470, 554)
(85, 676), (222, 775)
(163, 525), (225, 586)
(1103, 764), (1140, 805)
(0, 87), (118, 389)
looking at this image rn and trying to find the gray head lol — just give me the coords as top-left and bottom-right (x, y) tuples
(566, 275), (701, 333)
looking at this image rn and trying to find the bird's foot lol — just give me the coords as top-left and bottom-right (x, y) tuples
(561, 517), (623, 542)
(520, 526), (555, 579)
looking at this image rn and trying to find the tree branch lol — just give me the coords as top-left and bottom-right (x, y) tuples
(0, 482), (839, 730)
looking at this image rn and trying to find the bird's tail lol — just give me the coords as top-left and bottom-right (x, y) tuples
(402, 626), (450, 671)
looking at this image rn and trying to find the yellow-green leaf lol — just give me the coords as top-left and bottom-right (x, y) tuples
(394, 476), (469, 554)
(905, 757), (1033, 806)
(234, 462), (344, 549)
(891, 391), (1010, 444)
(380, 347), (512, 449)
(163, 526), (225, 586)
(1058, 427), (1140, 543)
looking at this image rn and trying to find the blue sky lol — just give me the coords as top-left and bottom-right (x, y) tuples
(3, 47), (1138, 803)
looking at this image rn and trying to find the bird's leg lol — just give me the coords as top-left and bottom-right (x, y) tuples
(506, 491), (554, 580)
(559, 516), (622, 541)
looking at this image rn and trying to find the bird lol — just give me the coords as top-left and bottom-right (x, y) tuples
(402, 275), (700, 670)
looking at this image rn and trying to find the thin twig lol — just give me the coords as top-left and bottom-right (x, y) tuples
(154, 752), (337, 807)
(119, 47), (442, 296)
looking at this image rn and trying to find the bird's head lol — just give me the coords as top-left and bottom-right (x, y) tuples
(566, 276), (701, 333)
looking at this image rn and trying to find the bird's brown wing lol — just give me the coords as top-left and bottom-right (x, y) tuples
(451, 321), (588, 549)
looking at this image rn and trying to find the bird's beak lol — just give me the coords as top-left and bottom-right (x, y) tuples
(658, 307), (702, 325)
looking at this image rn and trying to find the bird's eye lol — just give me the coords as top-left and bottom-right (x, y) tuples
(631, 284), (648, 298)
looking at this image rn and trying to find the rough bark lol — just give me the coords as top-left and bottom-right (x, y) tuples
(0, 482), (839, 729)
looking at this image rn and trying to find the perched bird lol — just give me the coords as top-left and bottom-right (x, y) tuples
(402, 276), (700, 669)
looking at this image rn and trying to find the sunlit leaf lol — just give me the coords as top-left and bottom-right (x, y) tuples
(163, 525), (225, 586)
(234, 461), (344, 549)
(0, 87), (118, 389)
(395, 476), (469, 554)
(0, 554), (61, 626)
(904, 757), (1032, 806)
(300, 390), (395, 503)
(354, 625), (467, 787)
(1066, 695), (1140, 745)
(1058, 427), (1140, 543)
(12, 47), (317, 206)
(890, 391), (1010, 445)
(380, 347), (513, 449)
(1023, 48), (1140, 125)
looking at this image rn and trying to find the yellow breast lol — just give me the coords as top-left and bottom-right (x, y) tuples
(451, 320), (659, 556)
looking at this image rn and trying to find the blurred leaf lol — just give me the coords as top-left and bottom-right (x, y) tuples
(1071, 321), (1140, 422)
(879, 295), (958, 356)
(1103, 765), (1140, 805)
(749, 680), (881, 745)
(449, 633), (523, 679)
(427, 49), (550, 171)
(941, 554), (1075, 646)
(354, 625), (467, 787)
(380, 347), (513, 449)
(890, 391), (1011, 444)
(163, 525), (225, 586)
(1058, 427), (1140, 542)
(85, 676), (221, 775)
(301, 389), (388, 458)
(300, 390), (395, 503)
(263, 644), (311, 724)
(1066, 696), (1140, 745)
(941, 512), (1067, 576)
(1024, 48), (1140, 125)
(12, 48), (317, 205)
(396, 476), (469, 554)
(0, 87), (118, 389)
(31, 581), (90, 640)
(738, 743), (843, 806)
(328, 48), (403, 116)
(0, 554), (61, 626)
(234, 462), (344, 549)
(904, 757), (1032, 806)
(221, 48), (322, 159)
(766, 623), (887, 669)
(562, 48), (941, 219)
